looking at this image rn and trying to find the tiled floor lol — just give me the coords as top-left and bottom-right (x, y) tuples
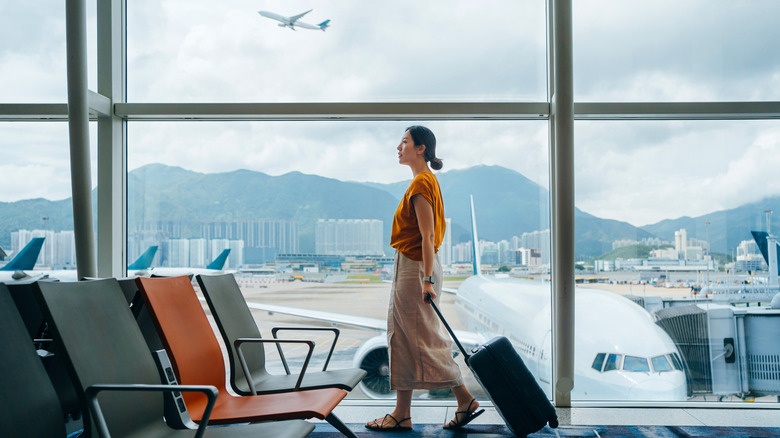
(324, 402), (780, 428)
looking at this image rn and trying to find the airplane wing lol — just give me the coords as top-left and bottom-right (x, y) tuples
(245, 301), (386, 331)
(243, 300), (488, 352)
(289, 9), (312, 24)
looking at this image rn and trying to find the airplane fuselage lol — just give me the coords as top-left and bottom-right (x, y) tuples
(257, 10), (328, 31)
(455, 275), (687, 401)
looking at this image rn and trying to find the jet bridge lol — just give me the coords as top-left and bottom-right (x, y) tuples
(655, 302), (780, 398)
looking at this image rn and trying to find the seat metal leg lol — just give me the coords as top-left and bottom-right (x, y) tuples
(326, 413), (358, 438)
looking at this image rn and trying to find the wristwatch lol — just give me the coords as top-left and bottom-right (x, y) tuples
(422, 276), (435, 285)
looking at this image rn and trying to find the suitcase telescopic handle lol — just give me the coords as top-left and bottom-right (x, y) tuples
(425, 293), (470, 360)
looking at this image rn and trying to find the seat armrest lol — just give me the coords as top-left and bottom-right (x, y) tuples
(271, 327), (341, 371)
(85, 383), (218, 438)
(234, 337), (314, 393)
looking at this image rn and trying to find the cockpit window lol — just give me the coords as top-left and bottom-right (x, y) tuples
(604, 353), (622, 371)
(592, 353), (606, 371)
(669, 353), (683, 371)
(594, 352), (682, 373)
(651, 355), (673, 372)
(623, 355), (650, 372)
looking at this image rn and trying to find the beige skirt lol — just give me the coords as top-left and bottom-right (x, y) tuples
(387, 251), (464, 390)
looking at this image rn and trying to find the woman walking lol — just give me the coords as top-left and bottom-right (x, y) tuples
(366, 126), (483, 432)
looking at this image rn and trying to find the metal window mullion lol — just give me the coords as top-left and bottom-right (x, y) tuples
(113, 102), (550, 121)
(574, 101), (780, 120)
(97, 0), (127, 278)
(549, 0), (575, 408)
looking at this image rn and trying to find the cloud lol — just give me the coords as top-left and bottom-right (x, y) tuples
(573, 0), (780, 101)
(574, 121), (779, 226)
(0, 123), (98, 201)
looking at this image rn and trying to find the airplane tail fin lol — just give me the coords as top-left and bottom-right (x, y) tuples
(751, 231), (780, 273)
(206, 249), (231, 270)
(319, 19), (330, 30)
(0, 237), (45, 271)
(128, 245), (158, 270)
(470, 195), (482, 276)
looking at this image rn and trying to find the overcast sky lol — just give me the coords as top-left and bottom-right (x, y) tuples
(2, 0), (780, 227)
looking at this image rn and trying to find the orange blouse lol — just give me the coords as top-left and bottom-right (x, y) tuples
(390, 172), (446, 261)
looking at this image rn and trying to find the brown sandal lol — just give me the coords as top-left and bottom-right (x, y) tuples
(365, 413), (413, 432)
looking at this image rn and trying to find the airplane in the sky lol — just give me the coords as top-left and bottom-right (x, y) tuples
(149, 249), (231, 278)
(240, 197), (688, 401)
(257, 9), (331, 31)
(0, 237), (46, 282)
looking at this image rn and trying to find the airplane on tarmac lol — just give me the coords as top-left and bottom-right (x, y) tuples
(239, 197), (687, 401)
(126, 245), (160, 277)
(257, 9), (331, 31)
(4, 245), (159, 282)
(0, 237), (46, 282)
(150, 249), (231, 278)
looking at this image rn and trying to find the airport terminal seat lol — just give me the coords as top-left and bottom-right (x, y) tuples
(32, 278), (315, 438)
(196, 273), (367, 395)
(135, 275), (357, 438)
(0, 283), (66, 438)
(5, 279), (81, 422)
(116, 277), (165, 352)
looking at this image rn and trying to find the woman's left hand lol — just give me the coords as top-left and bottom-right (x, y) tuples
(423, 281), (436, 302)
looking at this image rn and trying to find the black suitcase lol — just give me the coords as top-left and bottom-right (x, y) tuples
(427, 294), (558, 436)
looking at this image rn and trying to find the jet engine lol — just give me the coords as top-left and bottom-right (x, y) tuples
(352, 335), (394, 399)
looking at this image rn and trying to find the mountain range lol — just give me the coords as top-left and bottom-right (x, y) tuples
(2, 163), (779, 258)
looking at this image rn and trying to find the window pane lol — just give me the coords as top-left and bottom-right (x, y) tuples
(574, 0), (780, 102)
(0, 123), (97, 279)
(127, 120), (551, 401)
(575, 120), (780, 404)
(127, 0), (547, 102)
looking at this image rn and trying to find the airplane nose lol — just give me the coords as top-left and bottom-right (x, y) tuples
(628, 378), (681, 400)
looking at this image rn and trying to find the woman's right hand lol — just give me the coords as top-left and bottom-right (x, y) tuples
(423, 282), (436, 302)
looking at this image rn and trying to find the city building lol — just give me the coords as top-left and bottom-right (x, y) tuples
(315, 219), (383, 256)
(202, 220), (298, 254)
(12, 229), (76, 269)
(736, 238), (768, 272)
(440, 218), (453, 266)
